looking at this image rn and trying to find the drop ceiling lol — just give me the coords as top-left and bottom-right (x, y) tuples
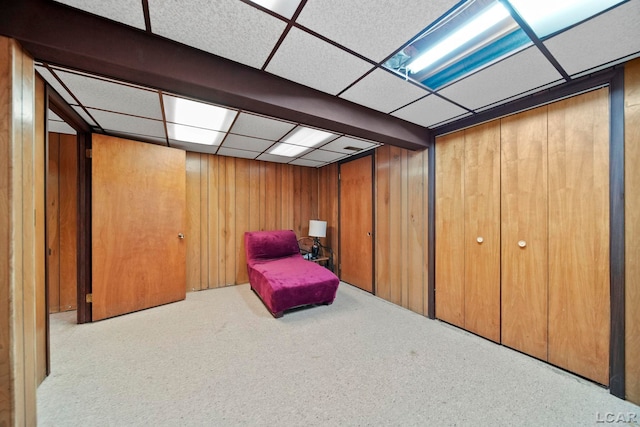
(29, 0), (640, 166)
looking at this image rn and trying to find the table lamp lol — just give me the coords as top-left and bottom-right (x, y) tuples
(308, 220), (327, 259)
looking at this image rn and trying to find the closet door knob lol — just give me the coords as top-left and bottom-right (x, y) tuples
(476, 237), (484, 244)
(518, 240), (526, 248)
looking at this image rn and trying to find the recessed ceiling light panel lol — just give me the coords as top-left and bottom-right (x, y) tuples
(163, 94), (237, 132)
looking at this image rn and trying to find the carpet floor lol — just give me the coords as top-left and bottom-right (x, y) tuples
(37, 283), (639, 426)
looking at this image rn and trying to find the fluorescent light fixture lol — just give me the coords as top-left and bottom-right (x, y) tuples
(282, 126), (335, 148)
(269, 142), (310, 157)
(167, 122), (226, 145)
(509, 0), (624, 38)
(248, 0), (300, 19)
(407, 2), (511, 74)
(163, 94), (237, 132)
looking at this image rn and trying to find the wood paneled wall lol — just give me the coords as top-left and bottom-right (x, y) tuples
(625, 58), (640, 405)
(318, 162), (339, 263)
(375, 145), (429, 315)
(185, 153), (319, 291)
(0, 36), (39, 426)
(47, 132), (78, 313)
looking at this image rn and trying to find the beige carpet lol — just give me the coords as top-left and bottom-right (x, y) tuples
(37, 283), (639, 426)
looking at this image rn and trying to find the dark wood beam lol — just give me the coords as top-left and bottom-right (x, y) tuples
(0, 0), (430, 150)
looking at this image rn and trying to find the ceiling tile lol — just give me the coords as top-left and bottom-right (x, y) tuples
(544, 1), (640, 76)
(391, 95), (469, 128)
(55, 70), (162, 119)
(53, 0), (145, 29)
(340, 69), (429, 113)
(148, 0), (287, 69)
(221, 134), (274, 152)
(87, 109), (166, 139)
(229, 112), (296, 140)
(301, 149), (346, 163)
(320, 136), (378, 154)
(217, 147), (260, 159)
(266, 27), (373, 95)
(169, 140), (219, 154)
(255, 153), (293, 163)
(438, 47), (563, 111)
(289, 158), (324, 168)
(296, 0), (456, 62)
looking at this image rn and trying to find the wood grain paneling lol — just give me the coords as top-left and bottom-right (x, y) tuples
(375, 146), (392, 301)
(464, 122), (501, 342)
(339, 155), (374, 292)
(388, 146), (405, 306)
(548, 88), (610, 385)
(46, 132), (78, 313)
(47, 133), (60, 312)
(0, 36), (38, 426)
(318, 162), (339, 264)
(501, 106), (549, 359)
(407, 149), (427, 315)
(58, 133), (77, 311)
(435, 131), (465, 327)
(625, 58), (640, 404)
(184, 155), (321, 289)
(35, 75), (47, 385)
(185, 152), (204, 291)
(92, 135), (186, 321)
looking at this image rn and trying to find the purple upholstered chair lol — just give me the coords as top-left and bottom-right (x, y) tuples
(244, 230), (339, 318)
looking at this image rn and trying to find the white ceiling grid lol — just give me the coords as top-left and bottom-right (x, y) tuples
(148, 0), (288, 69)
(265, 27), (373, 95)
(339, 69), (430, 114)
(45, 0), (640, 167)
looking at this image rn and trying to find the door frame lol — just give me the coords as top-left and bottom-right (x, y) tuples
(431, 67), (625, 398)
(46, 87), (92, 324)
(338, 152), (375, 293)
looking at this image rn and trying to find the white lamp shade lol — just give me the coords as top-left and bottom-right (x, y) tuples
(309, 220), (327, 238)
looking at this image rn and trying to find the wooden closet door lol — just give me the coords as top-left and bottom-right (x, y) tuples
(464, 122), (501, 342)
(339, 155), (374, 292)
(500, 106), (549, 360)
(435, 131), (465, 328)
(547, 88), (610, 385)
(92, 135), (187, 321)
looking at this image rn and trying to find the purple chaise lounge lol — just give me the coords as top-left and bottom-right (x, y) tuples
(244, 229), (339, 318)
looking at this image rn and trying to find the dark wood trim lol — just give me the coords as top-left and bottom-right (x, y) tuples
(609, 68), (625, 399)
(76, 132), (92, 324)
(47, 89), (91, 134)
(47, 76), (92, 324)
(0, 0), (430, 150)
(427, 140), (436, 320)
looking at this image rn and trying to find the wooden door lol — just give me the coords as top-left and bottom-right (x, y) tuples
(547, 88), (610, 385)
(464, 122), (501, 342)
(92, 135), (186, 321)
(435, 131), (465, 328)
(500, 106), (549, 360)
(339, 155), (373, 292)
